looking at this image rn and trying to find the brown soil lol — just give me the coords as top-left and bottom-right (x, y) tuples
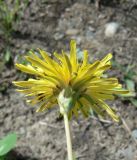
(0, 0), (137, 160)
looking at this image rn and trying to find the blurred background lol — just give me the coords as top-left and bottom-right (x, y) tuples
(0, 0), (137, 159)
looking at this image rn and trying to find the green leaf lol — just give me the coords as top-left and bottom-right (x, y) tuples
(125, 79), (135, 91)
(130, 99), (137, 107)
(0, 155), (6, 160)
(119, 92), (136, 98)
(4, 49), (11, 62)
(125, 70), (137, 79)
(0, 133), (17, 156)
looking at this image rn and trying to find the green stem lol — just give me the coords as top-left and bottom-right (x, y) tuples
(63, 112), (73, 160)
(58, 89), (74, 160)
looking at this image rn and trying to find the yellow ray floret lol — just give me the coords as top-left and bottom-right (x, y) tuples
(13, 40), (129, 122)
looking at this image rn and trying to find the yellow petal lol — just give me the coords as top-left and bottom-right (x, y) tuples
(100, 53), (112, 65)
(70, 40), (78, 72)
(15, 64), (45, 77)
(81, 95), (105, 117)
(96, 99), (119, 122)
(80, 50), (88, 69)
(36, 102), (56, 112)
(13, 79), (56, 88)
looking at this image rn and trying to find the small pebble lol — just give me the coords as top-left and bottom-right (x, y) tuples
(105, 22), (120, 37)
(66, 29), (79, 35)
(54, 32), (64, 40)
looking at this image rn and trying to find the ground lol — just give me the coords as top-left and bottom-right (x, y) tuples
(0, 0), (137, 160)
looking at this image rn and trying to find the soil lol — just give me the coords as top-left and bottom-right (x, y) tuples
(0, 0), (137, 160)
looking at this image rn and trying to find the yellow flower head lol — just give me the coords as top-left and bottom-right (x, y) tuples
(13, 40), (129, 121)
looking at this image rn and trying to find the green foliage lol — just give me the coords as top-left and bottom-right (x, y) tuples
(0, 155), (6, 160)
(0, 0), (29, 37)
(0, 0), (18, 39)
(0, 0), (29, 63)
(4, 48), (11, 63)
(112, 60), (137, 106)
(0, 133), (17, 159)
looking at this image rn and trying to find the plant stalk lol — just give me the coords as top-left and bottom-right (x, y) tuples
(63, 112), (73, 160)
(58, 89), (74, 160)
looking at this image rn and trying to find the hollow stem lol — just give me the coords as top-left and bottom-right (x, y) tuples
(63, 112), (73, 160)
(58, 89), (73, 160)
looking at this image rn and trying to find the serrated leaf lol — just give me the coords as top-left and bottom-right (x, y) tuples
(125, 79), (135, 91)
(0, 133), (17, 156)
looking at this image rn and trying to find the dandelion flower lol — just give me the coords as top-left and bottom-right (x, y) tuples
(13, 40), (128, 122)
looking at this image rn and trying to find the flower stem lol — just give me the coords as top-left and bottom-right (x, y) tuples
(58, 89), (73, 160)
(63, 112), (73, 160)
